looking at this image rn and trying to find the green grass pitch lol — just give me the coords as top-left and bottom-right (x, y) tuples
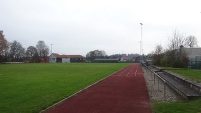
(0, 63), (129, 113)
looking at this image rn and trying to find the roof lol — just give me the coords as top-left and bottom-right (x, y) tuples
(52, 53), (69, 58)
(51, 53), (84, 58)
(68, 55), (84, 58)
(183, 48), (201, 58)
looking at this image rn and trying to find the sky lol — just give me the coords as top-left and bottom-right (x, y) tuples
(0, 0), (201, 56)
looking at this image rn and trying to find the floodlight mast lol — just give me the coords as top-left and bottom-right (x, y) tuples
(140, 23), (143, 62)
(51, 44), (53, 54)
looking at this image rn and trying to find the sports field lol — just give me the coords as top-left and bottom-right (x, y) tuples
(0, 63), (129, 113)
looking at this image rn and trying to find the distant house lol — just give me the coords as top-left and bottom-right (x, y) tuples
(49, 53), (85, 63)
(120, 56), (130, 62)
(49, 53), (69, 63)
(68, 55), (85, 62)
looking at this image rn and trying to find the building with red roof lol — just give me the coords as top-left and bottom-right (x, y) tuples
(49, 53), (85, 63)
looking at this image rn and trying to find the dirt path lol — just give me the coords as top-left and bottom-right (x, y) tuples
(46, 63), (152, 113)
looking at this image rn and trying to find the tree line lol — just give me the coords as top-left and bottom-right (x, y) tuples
(0, 31), (49, 63)
(85, 49), (140, 62)
(86, 50), (107, 62)
(151, 29), (199, 68)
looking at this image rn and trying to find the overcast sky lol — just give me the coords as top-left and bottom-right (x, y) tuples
(1, 0), (201, 56)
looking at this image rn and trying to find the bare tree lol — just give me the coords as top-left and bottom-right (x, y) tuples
(155, 44), (163, 55)
(36, 41), (49, 62)
(26, 46), (39, 62)
(9, 40), (25, 62)
(2, 42), (11, 62)
(0, 31), (8, 57)
(185, 35), (198, 48)
(165, 30), (190, 67)
(152, 44), (164, 65)
(26, 46), (37, 57)
(168, 29), (186, 50)
(151, 29), (196, 68)
(86, 50), (107, 62)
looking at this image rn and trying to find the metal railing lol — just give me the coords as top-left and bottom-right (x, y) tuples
(144, 64), (188, 101)
(146, 65), (167, 101)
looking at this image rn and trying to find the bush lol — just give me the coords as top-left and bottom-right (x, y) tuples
(160, 57), (169, 67)
(153, 54), (163, 66)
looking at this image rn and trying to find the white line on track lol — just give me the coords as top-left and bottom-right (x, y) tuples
(117, 65), (131, 76)
(117, 64), (140, 77)
(135, 70), (137, 76)
(135, 64), (138, 76)
(126, 66), (134, 76)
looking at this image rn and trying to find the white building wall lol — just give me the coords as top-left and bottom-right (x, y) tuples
(49, 54), (56, 63)
(62, 58), (70, 63)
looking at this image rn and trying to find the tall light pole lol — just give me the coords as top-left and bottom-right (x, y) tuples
(139, 41), (141, 57)
(51, 44), (53, 54)
(140, 23), (143, 62)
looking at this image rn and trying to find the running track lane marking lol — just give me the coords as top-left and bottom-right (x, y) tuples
(135, 64), (138, 76)
(135, 69), (137, 76)
(117, 65), (131, 76)
(125, 66), (134, 76)
(126, 64), (138, 77)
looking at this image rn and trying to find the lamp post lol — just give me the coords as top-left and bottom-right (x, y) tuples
(51, 44), (53, 54)
(139, 41), (141, 57)
(140, 23), (143, 62)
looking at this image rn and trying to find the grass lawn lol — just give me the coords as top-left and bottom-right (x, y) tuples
(152, 98), (201, 113)
(0, 63), (129, 113)
(164, 67), (201, 82)
(152, 67), (201, 113)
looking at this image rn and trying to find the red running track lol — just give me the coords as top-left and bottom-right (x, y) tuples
(46, 63), (152, 113)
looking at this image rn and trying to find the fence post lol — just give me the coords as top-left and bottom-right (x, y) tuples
(154, 73), (156, 85)
(164, 81), (166, 101)
(158, 76), (160, 91)
(152, 72), (154, 80)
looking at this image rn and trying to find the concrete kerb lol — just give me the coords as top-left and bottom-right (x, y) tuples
(40, 65), (128, 113)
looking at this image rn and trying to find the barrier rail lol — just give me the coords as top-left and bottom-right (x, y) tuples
(143, 64), (167, 101)
(144, 64), (198, 100)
